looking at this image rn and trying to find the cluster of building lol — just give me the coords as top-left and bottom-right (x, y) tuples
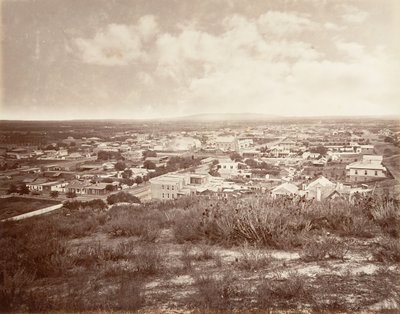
(0, 124), (395, 202)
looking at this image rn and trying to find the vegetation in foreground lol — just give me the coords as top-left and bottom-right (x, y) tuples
(0, 194), (399, 312)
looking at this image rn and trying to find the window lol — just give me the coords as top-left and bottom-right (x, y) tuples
(230, 166), (233, 169)
(162, 193), (164, 198)
(162, 185), (164, 189)
(167, 186), (169, 190)
(364, 170), (368, 175)
(355, 170), (358, 175)
(375, 170), (378, 176)
(167, 194), (169, 198)
(172, 186), (174, 190)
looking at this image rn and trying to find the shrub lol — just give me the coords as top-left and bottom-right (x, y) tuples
(0, 268), (35, 312)
(66, 191), (77, 198)
(173, 209), (204, 243)
(369, 200), (400, 238)
(57, 214), (99, 238)
(235, 247), (271, 271)
(63, 199), (107, 212)
(301, 237), (348, 262)
(181, 244), (194, 270)
(373, 237), (400, 262)
(0, 228), (71, 279)
(195, 244), (217, 261)
(193, 273), (239, 310)
(256, 273), (310, 309)
(106, 213), (159, 241)
(73, 240), (136, 268)
(107, 192), (141, 205)
(114, 278), (145, 311)
(131, 245), (164, 276)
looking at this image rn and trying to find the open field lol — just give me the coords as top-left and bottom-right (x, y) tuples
(1, 195), (399, 312)
(0, 197), (60, 220)
(383, 155), (400, 183)
(374, 143), (400, 157)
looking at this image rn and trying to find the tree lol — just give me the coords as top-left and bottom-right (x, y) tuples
(122, 169), (133, 178)
(19, 183), (30, 195)
(66, 191), (77, 198)
(105, 184), (115, 192)
(211, 159), (219, 166)
(143, 160), (156, 169)
(245, 159), (258, 168)
(142, 150), (157, 159)
(135, 176), (143, 185)
(102, 177), (114, 183)
(209, 169), (220, 177)
(85, 199), (107, 210)
(114, 161), (127, 171)
(384, 136), (394, 143)
(230, 152), (242, 162)
(121, 178), (134, 186)
(309, 145), (328, 156)
(7, 183), (18, 194)
(97, 150), (124, 161)
(50, 191), (59, 198)
(106, 191), (141, 205)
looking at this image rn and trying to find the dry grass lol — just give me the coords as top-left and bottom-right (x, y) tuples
(256, 272), (311, 310)
(0, 194), (399, 312)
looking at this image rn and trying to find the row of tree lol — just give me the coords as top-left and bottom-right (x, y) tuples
(63, 192), (141, 211)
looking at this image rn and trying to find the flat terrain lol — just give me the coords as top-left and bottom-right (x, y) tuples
(374, 142), (400, 157)
(1, 195), (399, 313)
(0, 196), (60, 220)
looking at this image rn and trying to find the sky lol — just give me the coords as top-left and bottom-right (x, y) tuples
(1, 0), (400, 120)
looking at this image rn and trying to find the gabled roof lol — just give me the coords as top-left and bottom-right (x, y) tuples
(306, 176), (335, 189)
(66, 180), (88, 189)
(272, 182), (299, 195)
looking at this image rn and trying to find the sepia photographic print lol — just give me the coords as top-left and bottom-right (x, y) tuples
(1, 0), (400, 312)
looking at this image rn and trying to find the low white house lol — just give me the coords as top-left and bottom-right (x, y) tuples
(346, 155), (386, 182)
(217, 159), (240, 178)
(271, 182), (299, 197)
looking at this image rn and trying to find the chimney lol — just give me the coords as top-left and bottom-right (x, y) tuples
(316, 186), (322, 201)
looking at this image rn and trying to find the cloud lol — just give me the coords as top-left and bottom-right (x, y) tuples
(73, 15), (158, 65)
(66, 8), (398, 118)
(137, 15), (159, 41)
(324, 22), (345, 31)
(257, 11), (318, 36)
(179, 52), (398, 116)
(339, 4), (369, 24)
(335, 41), (365, 59)
(155, 13), (320, 82)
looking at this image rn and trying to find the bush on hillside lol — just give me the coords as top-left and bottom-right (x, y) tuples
(107, 192), (141, 205)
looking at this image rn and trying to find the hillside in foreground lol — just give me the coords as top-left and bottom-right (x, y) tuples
(1, 195), (399, 313)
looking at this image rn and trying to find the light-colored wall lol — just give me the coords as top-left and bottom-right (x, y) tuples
(151, 181), (182, 200)
(347, 167), (386, 181)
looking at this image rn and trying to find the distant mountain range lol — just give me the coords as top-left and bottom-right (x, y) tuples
(168, 113), (280, 121)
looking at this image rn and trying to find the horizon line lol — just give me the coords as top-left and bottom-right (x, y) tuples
(1, 112), (400, 122)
